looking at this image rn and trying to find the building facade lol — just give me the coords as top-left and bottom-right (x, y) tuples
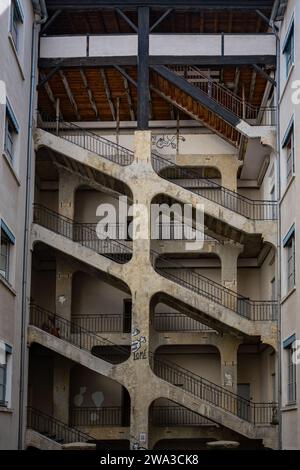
(0, 0), (299, 450)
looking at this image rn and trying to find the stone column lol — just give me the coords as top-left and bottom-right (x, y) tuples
(58, 168), (81, 219)
(219, 242), (243, 292)
(53, 357), (71, 424)
(218, 336), (241, 395)
(55, 258), (74, 322)
(128, 130), (153, 449)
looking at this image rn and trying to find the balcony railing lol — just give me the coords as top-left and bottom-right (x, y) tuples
(170, 66), (277, 126)
(72, 314), (131, 333)
(151, 153), (278, 221)
(151, 405), (215, 426)
(39, 115), (134, 166)
(152, 356), (278, 426)
(30, 304), (130, 363)
(70, 406), (127, 427)
(27, 407), (109, 448)
(153, 313), (216, 332)
(153, 252), (278, 322)
(33, 204), (132, 264)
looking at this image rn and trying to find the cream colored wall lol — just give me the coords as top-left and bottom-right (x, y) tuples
(278, 0), (300, 450)
(0, 0), (35, 450)
(71, 271), (128, 317)
(157, 347), (221, 385)
(70, 365), (123, 408)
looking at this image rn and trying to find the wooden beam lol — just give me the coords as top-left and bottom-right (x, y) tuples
(39, 55), (276, 68)
(252, 64), (277, 86)
(150, 8), (173, 32)
(41, 9), (62, 34)
(37, 65), (62, 89)
(100, 69), (116, 120)
(115, 8), (138, 32)
(59, 70), (81, 120)
(151, 65), (241, 127)
(114, 65), (137, 87)
(137, 6), (150, 129)
(233, 67), (241, 95)
(39, 71), (63, 119)
(123, 76), (135, 121)
(79, 69), (99, 118)
(46, 0), (275, 10)
(248, 70), (257, 104)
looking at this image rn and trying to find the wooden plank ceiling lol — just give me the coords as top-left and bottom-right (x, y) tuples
(38, 66), (269, 122)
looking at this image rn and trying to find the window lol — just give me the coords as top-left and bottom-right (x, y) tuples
(283, 21), (294, 78)
(0, 232), (10, 281)
(4, 100), (19, 163)
(0, 221), (15, 283)
(0, 343), (12, 408)
(282, 121), (294, 184)
(10, 0), (24, 51)
(287, 234), (295, 292)
(287, 346), (296, 403)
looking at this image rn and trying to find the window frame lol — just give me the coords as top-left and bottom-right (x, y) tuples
(9, 0), (24, 52)
(283, 19), (295, 78)
(287, 345), (297, 404)
(0, 231), (10, 281)
(0, 363), (7, 407)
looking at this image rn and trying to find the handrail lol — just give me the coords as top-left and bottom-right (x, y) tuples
(27, 406), (109, 448)
(170, 66), (276, 125)
(29, 304), (130, 362)
(153, 312), (216, 332)
(151, 152), (278, 220)
(152, 250), (278, 321)
(152, 356), (278, 425)
(69, 406), (126, 427)
(151, 404), (215, 426)
(72, 313), (127, 333)
(39, 114), (134, 166)
(33, 204), (277, 322)
(33, 203), (132, 264)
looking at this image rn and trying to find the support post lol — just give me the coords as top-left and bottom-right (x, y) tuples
(137, 7), (150, 130)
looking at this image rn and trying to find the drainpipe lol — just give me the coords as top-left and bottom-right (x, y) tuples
(18, 1), (48, 450)
(270, 0), (283, 451)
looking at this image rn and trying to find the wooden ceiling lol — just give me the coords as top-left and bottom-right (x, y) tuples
(38, 66), (270, 123)
(44, 9), (270, 35)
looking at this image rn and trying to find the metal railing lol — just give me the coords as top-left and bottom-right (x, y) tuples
(33, 204), (132, 264)
(151, 404), (215, 426)
(30, 304), (130, 363)
(72, 314), (128, 333)
(39, 114), (134, 166)
(154, 222), (219, 242)
(153, 312), (216, 332)
(151, 152), (278, 220)
(27, 406), (109, 448)
(170, 66), (277, 125)
(152, 357), (278, 426)
(70, 406), (126, 427)
(153, 252), (278, 321)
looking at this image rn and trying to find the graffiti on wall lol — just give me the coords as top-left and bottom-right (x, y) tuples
(131, 327), (147, 360)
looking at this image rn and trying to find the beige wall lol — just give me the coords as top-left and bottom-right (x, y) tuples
(0, 0), (35, 449)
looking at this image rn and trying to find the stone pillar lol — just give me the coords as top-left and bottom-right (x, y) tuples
(58, 168), (81, 219)
(53, 357), (71, 424)
(55, 258), (74, 322)
(128, 130), (153, 449)
(219, 156), (241, 192)
(219, 242), (243, 292)
(218, 336), (240, 395)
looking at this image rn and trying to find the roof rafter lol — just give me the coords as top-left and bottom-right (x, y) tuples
(79, 69), (100, 119)
(100, 69), (116, 120)
(59, 69), (81, 120)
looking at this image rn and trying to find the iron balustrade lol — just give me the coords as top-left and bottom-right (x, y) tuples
(151, 152), (278, 221)
(72, 314), (127, 333)
(39, 114), (134, 166)
(33, 204), (132, 264)
(153, 253), (278, 322)
(70, 407), (125, 427)
(153, 312), (216, 332)
(151, 405), (215, 426)
(29, 304), (130, 363)
(27, 406), (110, 448)
(154, 222), (219, 242)
(152, 356), (278, 426)
(170, 66), (277, 125)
